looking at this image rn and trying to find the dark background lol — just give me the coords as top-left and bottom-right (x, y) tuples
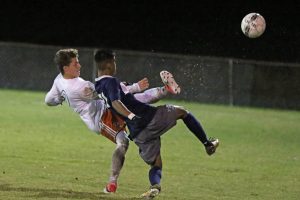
(1, 0), (299, 63)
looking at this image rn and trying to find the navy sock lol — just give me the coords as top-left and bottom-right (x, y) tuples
(183, 113), (209, 145)
(149, 166), (162, 186)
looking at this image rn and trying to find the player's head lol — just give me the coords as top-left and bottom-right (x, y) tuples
(54, 49), (81, 78)
(94, 49), (116, 75)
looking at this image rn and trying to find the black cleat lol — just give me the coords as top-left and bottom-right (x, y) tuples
(205, 138), (219, 156)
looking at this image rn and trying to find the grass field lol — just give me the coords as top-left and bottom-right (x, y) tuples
(0, 89), (299, 200)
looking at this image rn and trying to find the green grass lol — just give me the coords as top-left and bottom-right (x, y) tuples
(0, 89), (299, 200)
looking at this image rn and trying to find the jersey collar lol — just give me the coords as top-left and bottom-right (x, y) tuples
(95, 75), (113, 82)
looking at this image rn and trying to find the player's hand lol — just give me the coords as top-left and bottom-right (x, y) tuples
(58, 95), (65, 105)
(137, 78), (149, 91)
(131, 115), (141, 121)
(128, 113), (142, 127)
(83, 87), (98, 99)
(130, 115), (142, 127)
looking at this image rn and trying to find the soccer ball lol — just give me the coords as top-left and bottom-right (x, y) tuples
(241, 13), (266, 38)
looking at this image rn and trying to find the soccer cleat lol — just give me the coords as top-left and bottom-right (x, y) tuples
(205, 138), (219, 156)
(160, 70), (181, 94)
(103, 182), (117, 193)
(141, 184), (161, 199)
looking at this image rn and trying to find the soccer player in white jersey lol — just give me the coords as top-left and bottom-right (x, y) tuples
(45, 49), (179, 193)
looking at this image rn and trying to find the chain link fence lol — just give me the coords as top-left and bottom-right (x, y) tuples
(1, 42), (299, 110)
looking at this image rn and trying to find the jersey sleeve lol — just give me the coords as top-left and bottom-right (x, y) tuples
(45, 79), (64, 106)
(106, 78), (122, 102)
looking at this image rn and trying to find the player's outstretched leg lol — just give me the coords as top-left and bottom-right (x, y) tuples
(205, 138), (219, 156)
(134, 70), (181, 104)
(176, 108), (219, 155)
(160, 70), (181, 94)
(136, 70), (181, 104)
(134, 87), (168, 104)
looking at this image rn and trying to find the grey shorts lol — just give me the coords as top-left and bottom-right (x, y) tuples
(133, 104), (178, 165)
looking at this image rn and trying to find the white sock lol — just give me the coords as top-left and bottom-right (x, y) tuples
(134, 87), (167, 104)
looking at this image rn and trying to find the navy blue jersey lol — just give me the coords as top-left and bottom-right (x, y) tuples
(95, 76), (157, 139)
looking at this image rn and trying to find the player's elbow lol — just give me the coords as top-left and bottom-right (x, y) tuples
(44, 96), (57, 106)
(45, 100), (55, 106)
(45, 98), (51, 106)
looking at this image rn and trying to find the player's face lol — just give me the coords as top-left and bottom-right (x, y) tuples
(63, 57), (81, 79)
(112, 58), (116, 75)
(108, 57), (117, 75)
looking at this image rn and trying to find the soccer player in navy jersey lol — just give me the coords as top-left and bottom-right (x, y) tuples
(94, 49), (219, 199)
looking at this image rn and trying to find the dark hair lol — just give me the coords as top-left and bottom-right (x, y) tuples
(94, 49), (116, 71)
(54, 49), (78, 75)
(94, 49), (115, 63)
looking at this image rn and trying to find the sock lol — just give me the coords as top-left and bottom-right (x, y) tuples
(160, 86), (168, 95)
(149, 166), (162, 186)
(135, 87), (168, 104)
(183, 113), (209, 145)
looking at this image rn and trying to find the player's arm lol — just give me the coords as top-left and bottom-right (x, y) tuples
(45, 81), (64, 106)
(107, 78), (138, 120)
(111, 100), (136, 120)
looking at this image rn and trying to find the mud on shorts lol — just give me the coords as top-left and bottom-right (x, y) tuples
(133, 104), (178, 165)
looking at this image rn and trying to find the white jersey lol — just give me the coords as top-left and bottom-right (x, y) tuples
(45, 74), (164, 135)
(45, 74), (105, 133)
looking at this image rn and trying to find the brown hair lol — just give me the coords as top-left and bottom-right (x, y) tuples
(54, 49), (78, 74)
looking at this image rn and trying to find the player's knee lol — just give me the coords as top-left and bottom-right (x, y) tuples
(116, 131), (129, 148)
(143, 155), (158, 166)
(146, 154), (162, 168)
(175, 106), (188, 119)
(116, 137), (129, 152)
